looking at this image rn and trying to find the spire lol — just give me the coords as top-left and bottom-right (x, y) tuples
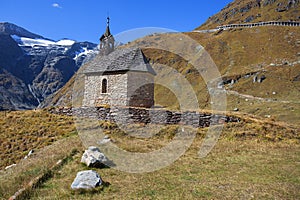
(104, 16), (111, 37)
(99, 16), (115, 55)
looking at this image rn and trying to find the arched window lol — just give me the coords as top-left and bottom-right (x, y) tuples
(102, 78), (107, 93)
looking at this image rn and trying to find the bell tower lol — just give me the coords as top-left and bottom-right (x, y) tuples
(99, 17), (115, 56)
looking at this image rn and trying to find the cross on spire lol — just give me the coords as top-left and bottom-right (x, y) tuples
(107, 16), (110, 27)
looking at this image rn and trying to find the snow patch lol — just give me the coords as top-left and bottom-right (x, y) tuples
(12, 35), (75, 47)
(74, 47), (94, 60)
(16, 36), (56, 47)
(56, 39), (75, 46)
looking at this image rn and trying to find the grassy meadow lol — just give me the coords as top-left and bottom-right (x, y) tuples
(0, 109), (299, 199)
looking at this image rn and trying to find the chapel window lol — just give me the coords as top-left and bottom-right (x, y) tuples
(102, 78), (107, 93)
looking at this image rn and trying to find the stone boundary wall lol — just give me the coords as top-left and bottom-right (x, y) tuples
(217, 21), (300, 30)
(50, 106), (240, 128)
(194, 21), (300, 33)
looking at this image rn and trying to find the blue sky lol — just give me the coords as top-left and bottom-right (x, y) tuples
(1, 0), (232, 43)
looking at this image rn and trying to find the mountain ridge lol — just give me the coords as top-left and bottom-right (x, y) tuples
(196, 0), (300, 30)
(0, 22), (99, 110)
(0, 22), (45, 39)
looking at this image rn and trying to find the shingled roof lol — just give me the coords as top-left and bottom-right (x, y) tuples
(83, 47), (156, 75)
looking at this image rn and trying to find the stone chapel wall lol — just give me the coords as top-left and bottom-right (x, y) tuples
(127, 71), (154, 108)
(83, 71), (155, 108)
(83, 72), (129, 107)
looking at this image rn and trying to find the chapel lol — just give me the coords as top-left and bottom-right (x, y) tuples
(82, 18), (155, 108)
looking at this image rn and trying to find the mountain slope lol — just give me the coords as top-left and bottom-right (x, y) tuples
(0, 22), (44, 39)
(44, 0), (300, 127)
(0, 34), (23, 72)
(0, 67), (38, 110)
(0, 23), (98, 110)
(197, 0), (300, 30)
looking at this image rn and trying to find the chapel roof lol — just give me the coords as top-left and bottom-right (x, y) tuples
(83, 47), (156, 75)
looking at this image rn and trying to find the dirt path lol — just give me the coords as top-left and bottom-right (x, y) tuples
(226, 90), (298, 104)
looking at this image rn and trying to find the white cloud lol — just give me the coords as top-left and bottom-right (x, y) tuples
(52, 3), (62, 9)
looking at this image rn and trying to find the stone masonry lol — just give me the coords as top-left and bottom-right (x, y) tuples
(50, 106), (240, 128)
(83, 72), (128, 107)
(83, 71), (154, 108)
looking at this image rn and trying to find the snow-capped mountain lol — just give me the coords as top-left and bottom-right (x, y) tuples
(0, 22), (44, 39)
(11, 34), (98, 67)
(0, 22), (98, 110)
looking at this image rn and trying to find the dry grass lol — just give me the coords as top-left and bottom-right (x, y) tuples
(0, 109), (76, 169)
(197, 0), (300, 30)
(139, 27), (300, 126)
(0, 109), (299, 199)
(29, 121), (300, 199)
(0, 135), (82, 199)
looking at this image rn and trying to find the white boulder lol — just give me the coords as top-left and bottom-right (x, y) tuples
(71, 170), (102, 190)
(81, 146), (108, 168)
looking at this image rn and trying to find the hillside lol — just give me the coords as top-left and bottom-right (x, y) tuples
(45, 1), (300, 126)
(134, 26), (300, 126)
(197, 0), (300, 30)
